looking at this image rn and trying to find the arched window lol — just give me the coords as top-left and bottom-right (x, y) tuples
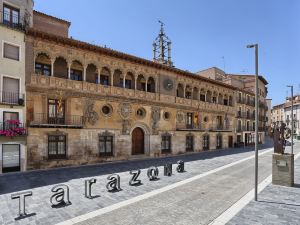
(147, 77), (155, 93)
(206, 90), (212, 103)
(53, 57), (68, 79)
(193, 87), (199, 100)
(113, 69), (123, 87)
(218, 93), (223, 104)
(177, 83), (184, 98)
(35, 53), (51, 76)
(86, 64), (98, 83)
(70, 60), (83, 81)
(200, 89), (206, 101)
(137, 74), (146, 91)
(125, 72), (134, 89)
(185, 85), (192, 99)
(100, 67), (110, 85)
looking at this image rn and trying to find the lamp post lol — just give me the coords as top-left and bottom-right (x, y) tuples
(247, 44), (259, 201)
(287, 85), (294, 155)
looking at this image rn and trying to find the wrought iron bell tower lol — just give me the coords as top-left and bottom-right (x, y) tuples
(153, 21), (173, 67)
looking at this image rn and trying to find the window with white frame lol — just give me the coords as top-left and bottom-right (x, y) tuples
(3, 42), (20, 61)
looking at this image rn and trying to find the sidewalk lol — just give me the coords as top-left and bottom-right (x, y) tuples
(227, 150), (300, 225)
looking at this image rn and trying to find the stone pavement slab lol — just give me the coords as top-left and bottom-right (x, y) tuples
(227, 150), (300, 225)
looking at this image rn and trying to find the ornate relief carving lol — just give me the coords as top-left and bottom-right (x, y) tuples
(83, 100), (99, 126)
(122, 119), (131, 135)
(176, 111), (185, 124)
(151, 107), (161, 134)
(118, 102), (132, 120)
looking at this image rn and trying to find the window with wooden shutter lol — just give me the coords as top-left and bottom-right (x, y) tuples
(3, 43), (19, 61)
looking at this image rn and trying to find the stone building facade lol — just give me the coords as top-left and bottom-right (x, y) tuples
(22, 10), (268, 170)
(0, 0), (33, 173)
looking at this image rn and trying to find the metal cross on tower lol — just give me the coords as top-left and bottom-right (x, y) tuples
(153, 20), (173, 67)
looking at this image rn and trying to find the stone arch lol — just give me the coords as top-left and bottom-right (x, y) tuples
(125, 72), (135, 89)
(206, 90), (212, 103)
(113, 69), (123, 87)
(35, 52), (52, 76)
(70, 60), (84, 81)
(177, 83), (184, 98)
(100, 67), (111, 85)
(185, 85), (192, 99)
(53, 56), (68, 79)
(147, 76), (156, 93)
(212, 91), (218, 103)
(218, 93), (223, 104)
(200, 88), (206, 101)
(130, 122), (151, 156)
(137, 74), (146, 91)
(193, 87), (199, 100)
(86, 63), (98, 83)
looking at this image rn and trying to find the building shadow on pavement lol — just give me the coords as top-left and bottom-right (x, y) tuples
(0, 140), (274, 195)
(258, 200), (300, 207)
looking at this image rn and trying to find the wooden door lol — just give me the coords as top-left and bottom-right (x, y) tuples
(132, 127), (144, 155)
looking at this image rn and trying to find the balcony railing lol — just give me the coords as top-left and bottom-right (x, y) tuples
(0, 122), (27, 136)
(29, 113), (83, 128)
(0, 11), (27, 31)
(210, 124), (232, 131)
(0, 91), (25, 105)
(184, 124), (203, 130)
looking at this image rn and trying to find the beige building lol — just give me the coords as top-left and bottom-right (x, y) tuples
(0, 0), (33, 173)
(197, 67), (268, 145)
(21, 10), (269, 170)
(271, 103), (285, 125)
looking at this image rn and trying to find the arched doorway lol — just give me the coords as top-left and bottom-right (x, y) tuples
(132, 127), (144, 155)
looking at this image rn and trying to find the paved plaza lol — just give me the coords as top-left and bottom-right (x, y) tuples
(2, 139), (300, 225)
(228, 147), (300, 225)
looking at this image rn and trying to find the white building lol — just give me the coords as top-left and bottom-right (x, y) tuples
(0, 0), (33, 173)
(284, 98), (300, 140)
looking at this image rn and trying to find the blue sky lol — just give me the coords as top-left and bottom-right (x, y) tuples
(34, 0), (300, 105)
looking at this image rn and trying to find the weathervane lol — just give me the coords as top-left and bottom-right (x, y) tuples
(153, 20), (173, 67)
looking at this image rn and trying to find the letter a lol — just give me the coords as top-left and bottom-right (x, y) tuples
(50, 184), (71, 207)
(106, 174), (121, 192)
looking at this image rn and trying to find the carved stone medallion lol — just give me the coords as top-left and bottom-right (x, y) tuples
(118, 102), (132, 120)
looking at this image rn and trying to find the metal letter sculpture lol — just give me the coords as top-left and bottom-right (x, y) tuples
(176, 160), (185, 173)
(11, 191), (33, 219)
(129, 170), (142, 186)
(164, 163), (172, 176)
(50, 184), (71, 207)
(272, 122), (291, 154)
(85, 178), (97, 199)
(147, 166), (159, 181)
(106, 174), (121, 192)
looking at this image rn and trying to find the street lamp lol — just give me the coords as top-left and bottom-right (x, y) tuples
(247, 44), (259, 201)
(287, 85), (294, 155)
